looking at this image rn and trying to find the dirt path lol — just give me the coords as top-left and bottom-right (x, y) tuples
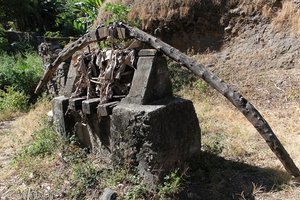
(0, 119), (18, 197)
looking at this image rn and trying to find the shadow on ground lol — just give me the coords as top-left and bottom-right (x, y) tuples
(180, 152), (291, 200)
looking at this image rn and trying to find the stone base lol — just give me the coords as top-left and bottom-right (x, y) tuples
(52, 96), (72, 138)
(110, 98), (201, 184)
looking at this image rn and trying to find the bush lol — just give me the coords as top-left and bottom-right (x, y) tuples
(158, 169), (182, 199)
(0, 52), (43, 99)
(104, 3), (140, 27)
(0, 86), (28, 112)
(0, 24), (8, 51)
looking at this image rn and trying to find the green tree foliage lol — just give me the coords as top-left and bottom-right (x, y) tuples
(0, 0), (64, 33)
(73, 0), (102, 32)
(0, 24), (8, 50)
(0, 52), (43, 98)
(0, 0), (103, 36)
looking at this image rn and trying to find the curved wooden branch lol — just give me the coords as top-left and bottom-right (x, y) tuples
(121, 24), (300, 177)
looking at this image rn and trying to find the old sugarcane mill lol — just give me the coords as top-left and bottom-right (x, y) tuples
(35, 22), (300, 183)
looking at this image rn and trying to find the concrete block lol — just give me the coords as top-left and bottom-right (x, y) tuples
(69, 97), (86, 111)
(122, 50), (172, 105)
(52, 96), (71, 138)
(82, 98), (100, 114)
(110, 98), (201, 184)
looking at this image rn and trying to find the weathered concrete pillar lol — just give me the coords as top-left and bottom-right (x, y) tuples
(52, 96), (71, 138)
(122, 49), (172, 105)
(111, 99), (201, 184)
(64, 55), (80, 97)
(110, 49), (201, 184)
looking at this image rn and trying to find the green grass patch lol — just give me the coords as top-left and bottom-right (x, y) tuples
(18, 119), (59, 158)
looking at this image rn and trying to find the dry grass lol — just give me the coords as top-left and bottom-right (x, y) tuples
(272, 1), (300, 35)
(179, 82), (300, 199)
(0, 98), (51, 181)
(96, 0), (197, 30)
(0, 111), (23, 122)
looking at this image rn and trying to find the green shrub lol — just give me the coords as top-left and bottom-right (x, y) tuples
(104, 3), (140, 27)
(0, 24), (8, 51)
(0, 86), (28, 112)
(0, 52), (43, 98)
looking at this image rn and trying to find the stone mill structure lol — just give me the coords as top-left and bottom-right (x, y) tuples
(51, 47), (201, 184)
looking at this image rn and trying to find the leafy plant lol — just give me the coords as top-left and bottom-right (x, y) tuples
(0, 86), (28, 112)
(0, 24), (8, 51)
(73, 0), (102, 33)
(0, 52), (43, 99)
(124, 183), (149, 200)
(105, 3), (130, 23)
(71, 161), (100, 198)
(101, 168), (127, 188)
(104, 3), (140, 27)
(22, 122), (59, 157)
(158, 169), (182, 199)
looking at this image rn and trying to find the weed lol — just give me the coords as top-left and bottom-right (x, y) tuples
(20, 119), (59, 157)
(193, 79), (209, 94)
(101, 168), (127, 188)
(70, 161), (100, 198)
(124, 183), (149, 200)
(158, 169), (182, 199)
(0, 86), (28, 121)
(168, 61), (197, 93)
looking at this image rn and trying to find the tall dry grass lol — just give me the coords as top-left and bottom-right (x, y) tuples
(0, 98), (51, 181)
(272, 1), (300, 35)
(0, 98), (51, 156)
